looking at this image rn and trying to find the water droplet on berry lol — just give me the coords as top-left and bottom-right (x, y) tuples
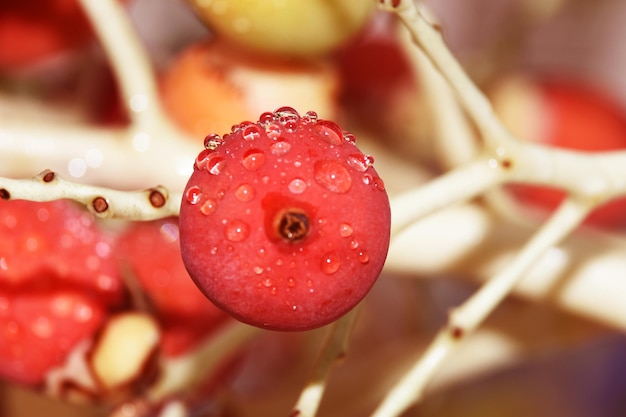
(263, 278), (272, 287)
(270, 139), (291, 156)
(374, 176), (386, 191)
(185, 186), (202, 204)
(304, 110), (318, 123)
(288, 178), (307, 194)
(242, 149), (266, 171)
(314, 160), (352, 193)
(358, 251), (370, 264)
(346, 154), (373, 172)
(266, 123), (281, 139)
(225, 220), (250, 242)
(253, 266), (264, 275)
(321, 252), (341, 275)
(274, 106), (300, 121)
(259, 112), (274, 125)
(349, 240), (359, 250)
(363, 173), (373, 185)
(204, 133), (223, 150)
(343, 132), (357, 144)
(287, 277), (295, 287)
(339, 223), (353, 237)
(200, 198), (217, 215)
(207, 155), (226, 175)
(243, 124), (261, 141)
(235, 184), (255, 202)
(314, 120), (343, 145)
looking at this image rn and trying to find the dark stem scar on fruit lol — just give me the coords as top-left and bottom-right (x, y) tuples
(277, 209), (310, 241)
(262, 193), (317, 244)
(0, 189), (9, 200)
(92, 196), (109, 213)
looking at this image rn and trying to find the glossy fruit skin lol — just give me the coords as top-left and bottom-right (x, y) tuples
(0, 200), (123, 385)
(179, 109), (391, 331)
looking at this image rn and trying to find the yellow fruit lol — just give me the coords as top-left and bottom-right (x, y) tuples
(187, 0), (375, 56)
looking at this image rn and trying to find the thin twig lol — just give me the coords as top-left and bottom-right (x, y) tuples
(292, 308), (360, 417)
(0, 170), (180, 220)
(373, 196), (592, 416)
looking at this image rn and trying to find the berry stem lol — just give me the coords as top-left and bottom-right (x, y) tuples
(373, 196), (593, 417)
(292, 308), (360, 417)
(77, 0), (165, 130)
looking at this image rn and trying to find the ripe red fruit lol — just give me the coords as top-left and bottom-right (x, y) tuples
(117, 219), (230, 356)
(0, 200), (124, 385)
(179, 108), (391, 331)
(493, 78), (626, 227)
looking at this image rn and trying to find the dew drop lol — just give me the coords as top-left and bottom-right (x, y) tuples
(339, 223), (353, 237)
(346, 153), (373, 172)
(373, 176), (386, 191)
(349, 240), (359, 250)
(288, 178), (307, 194)
(225, 220), (250, 242)
(313, 120), (343, 145)
(210, 246), (218, 255)
(259, 111), (274, 125)
(270, 139), (291, 156)
(314, 160), (352, 193)
(200, 198), (217, 215)
(274, 106), (300, 122)
(185, 185), (202, 205)
(271, 287), (278, 295)
(243, 124), (261, 141)
(204, 133), (223, 150)
(194, 149), (212, 170)
(358, 250), (370, 264)
(284, 120), (297, 133)
(287, 277), (295, 287)
(263, 278), (272, 287)
(207, 155), (226, 175)
(265, 123), (281, 139)
(235, 184), (256, 202)
(363, 173), (373, 185)
(253, 266), (264, 275)
(304, 110), (318, 123)
(321, 252), (341, 275)
(242, 149), (266, 171)
(343, 132), (357, 144)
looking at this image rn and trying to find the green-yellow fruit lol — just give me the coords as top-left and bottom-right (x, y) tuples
(188, 0), (375, 56)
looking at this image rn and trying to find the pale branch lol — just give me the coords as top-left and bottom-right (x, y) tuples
(0, 170), (180, 220)
(292, 308), (360, 417)
(381, 0), (626, 205)
(390, 157), (505, 238)
(78, 0), (168, 130)
(373, 196), (593, 417)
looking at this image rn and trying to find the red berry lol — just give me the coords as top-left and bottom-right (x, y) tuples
(117, 219), (230, 356)
(0, 200), (124, 384)
(179, 108), (391, 331)
(493, 78), (626, 227)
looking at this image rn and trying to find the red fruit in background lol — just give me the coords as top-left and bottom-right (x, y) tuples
(160, 39), (339, 142)
(179, 108), (391, 331)
(492, 78), (626, 228)
(0, 200), (124, 385)
(0, 0), (94, 69)
(117, 219), (229, 356)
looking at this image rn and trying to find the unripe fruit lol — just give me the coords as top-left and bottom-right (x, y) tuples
(179, 108), (391, 331)
(186, 0), (375, 57)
